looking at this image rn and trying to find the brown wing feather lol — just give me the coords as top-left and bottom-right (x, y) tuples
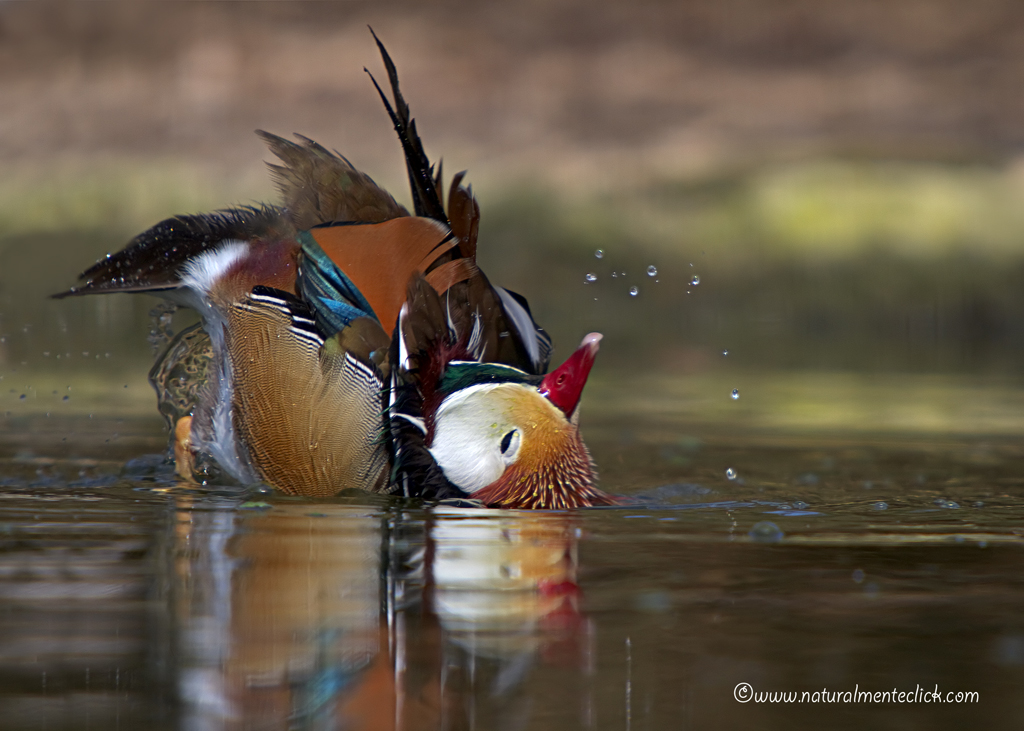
(258, 130), (408, 230)
(398, 274), (450, 361)
(447, 172), (479, 259)
(225, 292), (388, 497)
(424, 258), (480, 296)
(398, 269), (532, 372)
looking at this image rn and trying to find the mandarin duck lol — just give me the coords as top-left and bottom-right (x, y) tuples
(54, 35), (614, 509)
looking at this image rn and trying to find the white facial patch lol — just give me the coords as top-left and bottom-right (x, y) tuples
(428, 383), (528, 493)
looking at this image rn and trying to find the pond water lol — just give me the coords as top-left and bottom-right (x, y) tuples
(4, 231), (1024, 729)
(1, 406), (1023, 730)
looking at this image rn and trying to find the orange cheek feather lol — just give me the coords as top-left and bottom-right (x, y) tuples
(472, 395), (616, 509)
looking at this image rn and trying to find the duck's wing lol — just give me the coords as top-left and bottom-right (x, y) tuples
(222, 286), (390, 496)
(54, 126), (409, 302)
(258, 130), (409, 230)
(51, 205), (289, 299)
(297, 216), (469, 337)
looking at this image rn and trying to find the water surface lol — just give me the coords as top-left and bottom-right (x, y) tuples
(5, 229), (1024, 728)
(1, 401), (1022, 730)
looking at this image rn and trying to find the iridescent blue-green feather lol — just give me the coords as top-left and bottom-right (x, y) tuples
(296, 229), (378, 335)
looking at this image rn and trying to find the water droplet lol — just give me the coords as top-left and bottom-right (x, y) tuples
(852, 569), (865, 583)
(726, 468), (737, 480)
(792, 500), (809, 509)
(722, 350), (729, 356)
(62, 395), (69, 402)
(646, 265), (658, 277)
(749, 521), (783, 543)
(629, 286), (639, 297)
(690, 275), (700, 286)
(19, 394), (26, 400)
(731, 389), (740, 400)
(584, 272), (597, 283)
(872, 501), (888, 510)
(611, 271), (618, 278)
(595, 249), (604, 259)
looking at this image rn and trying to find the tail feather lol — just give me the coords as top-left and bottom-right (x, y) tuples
(366, 29), (449, 225)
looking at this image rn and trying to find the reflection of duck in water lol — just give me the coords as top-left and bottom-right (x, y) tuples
(339, 508), (591, 730)
(172, 499), (385, 728)
(430, 508), (584, 660)
(53, 35), (614, 509)
(174, 502), (590, 729)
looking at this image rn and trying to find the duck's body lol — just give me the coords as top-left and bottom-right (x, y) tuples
(55, 36), (615, 509)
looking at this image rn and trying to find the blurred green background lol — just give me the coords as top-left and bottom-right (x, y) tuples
(3, 0), (1024, 445)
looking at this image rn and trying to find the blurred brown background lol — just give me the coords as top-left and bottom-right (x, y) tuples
(3, 0), (1024, 435)
(2, 1), (1023, 175)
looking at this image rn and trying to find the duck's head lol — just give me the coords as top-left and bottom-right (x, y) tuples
(395, 330), (613, 509)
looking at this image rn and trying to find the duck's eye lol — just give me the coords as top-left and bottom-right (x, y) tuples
(500, 429), (517, 454)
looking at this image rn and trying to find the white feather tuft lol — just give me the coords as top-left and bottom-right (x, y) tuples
(181, 241), (249, 296)
(397, 302), (412, 371)
(467, 310), (484, 360)
(495, 287), (540, 370)
(393, 413), (427, 434)
(444, 290), (457, 336)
